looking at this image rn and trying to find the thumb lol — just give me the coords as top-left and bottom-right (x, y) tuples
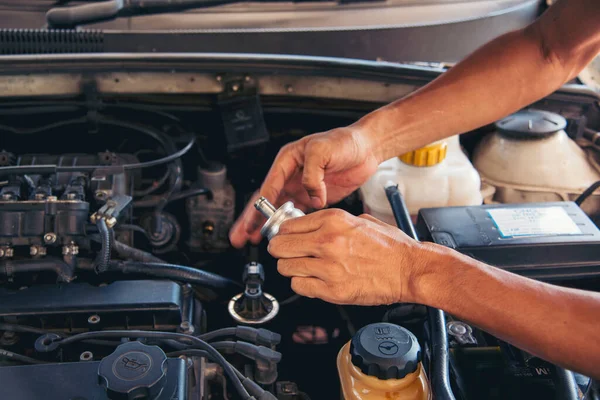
(302, 139), (330, 209)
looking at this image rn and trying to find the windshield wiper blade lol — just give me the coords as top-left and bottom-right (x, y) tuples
(46, 0), (244, 28)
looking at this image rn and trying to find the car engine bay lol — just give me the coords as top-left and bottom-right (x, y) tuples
(0, 55), (599, 399)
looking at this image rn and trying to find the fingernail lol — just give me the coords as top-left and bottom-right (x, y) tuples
(310, 196), (322, 208)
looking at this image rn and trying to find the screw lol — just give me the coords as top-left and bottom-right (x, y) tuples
(245, 75), (251, 82)
(0, 247), (13, 258)
(66, 193), (77, 200)
(1, 194), (13, 201)
(62, 244), (79, 256)
(34, 193), (46, 200)
(80, 351), (94, 361)
(44, 233), (57, 244)
(286, 85), (294, 93)
(88, 314), (101, 325)
(231, 84), (240, 92)
(46, 196), (57, 202)
(30, 246), (38, 256)
(216, 75), (222, 82)
(179, 321), (194, 334)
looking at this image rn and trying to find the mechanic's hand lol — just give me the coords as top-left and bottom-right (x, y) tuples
(229, 127), (380, 248)
(267, 209), (440, 305)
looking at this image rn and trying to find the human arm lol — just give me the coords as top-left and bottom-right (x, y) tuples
(229, 0), (600, 248)
(268, 209), (600, 379)
(358, 0), (600, 161)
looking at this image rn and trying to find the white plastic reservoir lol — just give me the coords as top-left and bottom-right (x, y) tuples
(360, 135), (483, 225)
(473, 109), (600, 214)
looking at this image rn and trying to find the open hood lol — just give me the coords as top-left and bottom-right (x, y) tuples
(0, 0), (543, 63)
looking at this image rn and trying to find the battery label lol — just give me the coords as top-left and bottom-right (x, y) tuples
(488, 207), (582, 238)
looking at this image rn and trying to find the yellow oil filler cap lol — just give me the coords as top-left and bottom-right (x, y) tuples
(399, 141), (447, 167)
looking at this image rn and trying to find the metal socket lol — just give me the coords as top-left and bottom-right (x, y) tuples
(254, 197), (304, 240)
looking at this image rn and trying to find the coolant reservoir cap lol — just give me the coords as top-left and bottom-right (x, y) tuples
(495, 109), (566, 139)
(350, 322), (421, 380)
(98, 341), (167, 400)
(399, 141), (447, 167)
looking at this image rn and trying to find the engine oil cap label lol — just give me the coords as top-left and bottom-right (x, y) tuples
(488, 207), (582, 238)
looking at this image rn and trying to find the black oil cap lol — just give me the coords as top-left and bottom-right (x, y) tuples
(350, 323), (421, 380)
(495, 109), (567, 140)
(98, 341), (167, 400)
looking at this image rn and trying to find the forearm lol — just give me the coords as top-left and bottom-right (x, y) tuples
(416, 244), (600, 379)
(354, 25), (571, 161)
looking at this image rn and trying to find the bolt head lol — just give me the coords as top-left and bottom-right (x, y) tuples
(1, 194), (13, 201)
(44, 233), (57, 244)
(30, 246), (38, 256)
(232, 84), (240, 92)
(34, 193), (46, 200)
(46, 196), (57, 202)
(0, 249), (4, 257)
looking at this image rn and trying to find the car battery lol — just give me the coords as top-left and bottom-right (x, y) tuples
(415, 201), (600, 280)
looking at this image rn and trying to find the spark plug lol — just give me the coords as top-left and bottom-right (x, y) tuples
(254, 197), (304, 240)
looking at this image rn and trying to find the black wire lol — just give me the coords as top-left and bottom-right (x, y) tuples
(280, 294), (301, 306)
(0, 322), (120, 347)
(0, 348), (47, 365)
(133, 187), (212, 208)
(198, 328), (236, 342)
(0, 117), (87, 135)
(0, 135), (195, 177)
(0, 115), (195, 176)
(115, 224), (151, 240)
(0, 322), (64, 337)
(166, 349), (270, 400)
(575, 180), (600, 206)
(51, 330), (251, 399)
(133, 167), (170, 197)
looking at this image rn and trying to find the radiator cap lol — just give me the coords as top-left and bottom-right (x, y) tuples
(495, 109), (566, 139)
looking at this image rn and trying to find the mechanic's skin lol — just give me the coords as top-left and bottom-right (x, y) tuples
(230, 0), (600, 379)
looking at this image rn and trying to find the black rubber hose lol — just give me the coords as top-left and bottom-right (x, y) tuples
(575, 180), (600, 206)
(50, 330), (252, 399)
(111, 240), (165, 263)
(132, 187), (212, 208)
(0, 258), (75, 283)
(108, 261), (241, 291)
(385, 184), (456, 400)
(554, 367), (579, 400)
(94, 219), (112, 273)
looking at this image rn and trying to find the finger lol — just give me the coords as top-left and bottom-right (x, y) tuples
(302, 139), (331, 209)
(290, 277), (329, 299)
(277, 258), (331, 280)
(268, 233), (321, 258)
(229, 192), (265, 248)
(259, 143), (303, 204)
(278, 212), (324, 235)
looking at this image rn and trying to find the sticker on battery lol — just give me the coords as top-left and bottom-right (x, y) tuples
(487, 207), (582, 238)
